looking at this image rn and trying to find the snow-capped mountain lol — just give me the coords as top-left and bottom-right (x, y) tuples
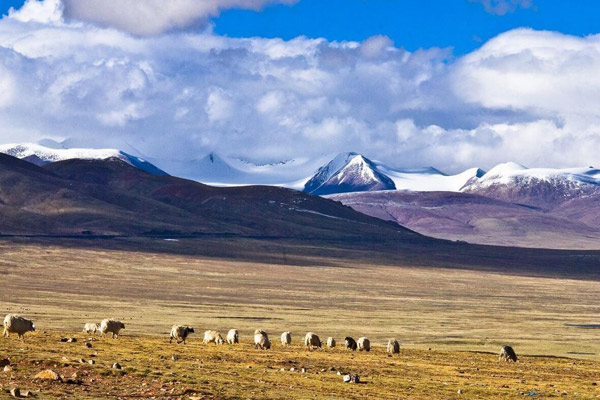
(0, 142), (168, 176)
(303, 153), (396, 195)
(461, 162), (600, 208)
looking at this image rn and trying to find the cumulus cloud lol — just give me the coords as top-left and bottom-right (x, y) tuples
(61, 0), (297, 36)
(0, 1), (599, 174)
(470, 0), (534, 15)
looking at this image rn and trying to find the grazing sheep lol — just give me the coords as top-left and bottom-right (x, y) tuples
(499, 345), (517, 362)
(203, 330), (225, 345)
(3, 314), (35, 340)
(281, 331), (292, 346)
(254, 329), (270, 350)
(99, 319), (125, 339)
(304, 332), (322, 350)
(358, 337), (371, 352)
(327, 337), (336, 348)
(170, 325), (195, 344)
(83, 323), (98, 334)
(345, 336), (357, 351)
(226, 329), (239, 344)
(387, 339), (400, 355)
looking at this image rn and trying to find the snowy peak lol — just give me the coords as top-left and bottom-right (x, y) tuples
(304, 153), (396, 195)
(461, 163), (600, 207)
(0, 143), (168, 176)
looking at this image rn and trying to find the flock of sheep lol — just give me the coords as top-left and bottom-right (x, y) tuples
(3, 314), (518, 362)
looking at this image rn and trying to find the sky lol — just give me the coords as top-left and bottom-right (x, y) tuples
(0, 0), (600, 173)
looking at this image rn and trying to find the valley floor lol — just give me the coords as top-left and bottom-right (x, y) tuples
(1, 237), (600, 398)
(2, 333), (600, 399)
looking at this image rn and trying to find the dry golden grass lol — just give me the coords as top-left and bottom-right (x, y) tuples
(1, 238), (600, 398)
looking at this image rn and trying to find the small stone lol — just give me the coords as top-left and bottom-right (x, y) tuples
(10, 387), (20, 398)
(0, 359), (10, 368)
(88, 359), (95, 365)
(34, 369), (62, 382)
(4, 365), (13, 372)
(112, 363), (122, 370)
(85, 342), (92, 348)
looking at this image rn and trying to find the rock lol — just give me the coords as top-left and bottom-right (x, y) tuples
(85, 342), (92, 348)
(34, 369), (62, 382)
(0, 359), (10, 368)
(88, 360), (95, 365)
(4, 365), (13, 372)
(112, 363), (122, 370)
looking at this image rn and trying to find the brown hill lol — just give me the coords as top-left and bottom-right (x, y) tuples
(0, 153), (418, 240)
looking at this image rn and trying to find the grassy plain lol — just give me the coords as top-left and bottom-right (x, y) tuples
(1, 237), (600, 398)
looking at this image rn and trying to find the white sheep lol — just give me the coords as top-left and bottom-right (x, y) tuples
(327, 337), (336, 348)
(387, 338), (400, 355)
(226, 329), (239, 344)
(83, 323), (99, 334)
(203, 330), (224, 345)
(99, 319), (125, 339)
(3, 314), (35, 341)
(357, 337), (371, 352)
(304, 332), (322, 350)
(254, 329), (270, 350)
(281, 331), (292, 346)
(170, 325), (195, 344)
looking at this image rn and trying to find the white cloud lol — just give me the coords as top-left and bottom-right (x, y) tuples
(470, 0), (534, 15)
(0, 1), (600, 174)
(61, 0), (298, 36)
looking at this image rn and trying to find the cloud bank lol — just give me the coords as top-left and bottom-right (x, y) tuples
(0, 0), (599, 173)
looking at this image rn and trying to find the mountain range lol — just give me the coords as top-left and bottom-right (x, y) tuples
(2, 142), (600, 249)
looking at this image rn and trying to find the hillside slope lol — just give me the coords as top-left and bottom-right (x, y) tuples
(0, 153), (419, 240)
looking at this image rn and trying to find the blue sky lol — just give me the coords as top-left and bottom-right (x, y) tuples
(2, 0), (598, 54)
(1, 0), (600, 172)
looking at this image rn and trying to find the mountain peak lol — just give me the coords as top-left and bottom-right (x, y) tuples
(304, 152), (396, 195)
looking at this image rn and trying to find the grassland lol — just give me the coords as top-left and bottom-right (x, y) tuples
(1, 237), (600, 398)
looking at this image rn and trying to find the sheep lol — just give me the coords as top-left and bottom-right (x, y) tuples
(281, 331), (292, 346)
(99, 319), (125, 339)
(345, 336), (357, 351)
(327, 337), (336, 348)
(499, 345), (517, 362)
(203, 330), (224, 345)
(387, 338), (400, 355)
(304, 332), (322, 350)
(170, 325), (195, 344)
(83, 323), (98, 335)
(254, 329), (270, 350)
(358, 337), (371, 352)
(226, 329), (239, 344)
(3, 314), (35, 341)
